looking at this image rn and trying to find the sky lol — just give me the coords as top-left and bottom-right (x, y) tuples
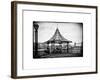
(34, 21), (83, 44)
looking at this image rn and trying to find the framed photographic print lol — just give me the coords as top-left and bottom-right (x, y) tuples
(11, 1), (98, 78)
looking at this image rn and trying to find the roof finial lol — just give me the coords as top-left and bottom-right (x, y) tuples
(56, 23), (58, 30)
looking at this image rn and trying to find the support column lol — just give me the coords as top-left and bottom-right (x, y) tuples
(67, 42), (69, 53)
(59, 42), (62, 54)
(49, 42), (51, 54)
(33, 21), (39, 58)
(47, 42), (49, 54)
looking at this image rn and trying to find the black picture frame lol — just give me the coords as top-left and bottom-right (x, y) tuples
(11, 1), (98, 79)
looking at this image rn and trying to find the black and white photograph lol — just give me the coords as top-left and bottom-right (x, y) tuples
(11, 1), (97, 78)
(33, 21), (83, 59)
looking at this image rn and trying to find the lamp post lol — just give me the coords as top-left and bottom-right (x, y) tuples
(33, 21), (39, 58)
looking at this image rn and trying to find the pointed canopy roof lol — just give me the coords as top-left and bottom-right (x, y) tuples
(44, 28), (72, 43)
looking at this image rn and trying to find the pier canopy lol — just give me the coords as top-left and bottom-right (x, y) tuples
(44, 28), (72, 44)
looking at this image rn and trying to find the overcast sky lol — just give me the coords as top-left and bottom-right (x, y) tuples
(35, 22), (83, 44)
